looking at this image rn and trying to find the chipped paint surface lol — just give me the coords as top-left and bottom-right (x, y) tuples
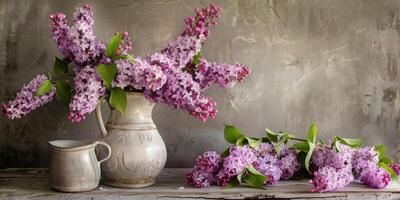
(1, 0), (400, 167)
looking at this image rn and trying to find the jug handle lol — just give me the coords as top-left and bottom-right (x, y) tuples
(94, 141), (112, 164)
(96, 102), (108, 138)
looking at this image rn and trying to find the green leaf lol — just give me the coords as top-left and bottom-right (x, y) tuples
(237, 172), (243, 183)
(224, 125), (244, 144)
(375, 145), (385, 160)
(246, 137), (262, 149)
(116, 54), (135, 63)
(106, 33), (123, 59)
(193, 52), (201, 66)
(96, 64), (117, 89)
(307, 123), (318, 143)
(381, 157), (395, 165)
(335, 136), (363, 148)
(272, 141), (283, 156)
(265, 128), (279, 142)
(109, 87), (127, 114)
(265, 129), (293, 145)
(221, 146), (231, 158)
(35, 80), (53, 96)
(236, 136), (246, 147)
(378, 162), (399, 182)
(246, 164), (265, 176)
(243, 170), (267, 189)
(54, 56), (69, 75)
(55, 81), (72, 105)
(124, 54), (135, 63)
(226, 177), (240, 188)
(291, 141), (309, 152)
(305, 141), (315, 172)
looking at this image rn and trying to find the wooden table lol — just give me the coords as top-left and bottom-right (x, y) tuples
(1, 168), (400, 200)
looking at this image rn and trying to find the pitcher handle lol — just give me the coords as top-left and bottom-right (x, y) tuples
(94, 141), (112, 164)
(96, 102), (108, 137)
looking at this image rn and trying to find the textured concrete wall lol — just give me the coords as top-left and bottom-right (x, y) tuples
(1, 0), (400, 168)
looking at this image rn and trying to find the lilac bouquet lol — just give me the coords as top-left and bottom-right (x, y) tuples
(187, 124), (400, 192)
(2, 4), (250, 123)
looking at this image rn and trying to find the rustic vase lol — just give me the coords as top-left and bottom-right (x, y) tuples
(95, 92), (167, 188)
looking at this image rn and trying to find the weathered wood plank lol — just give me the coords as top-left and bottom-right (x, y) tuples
(1, 168), (400, 200)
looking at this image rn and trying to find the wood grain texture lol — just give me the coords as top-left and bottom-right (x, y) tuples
(1, 168), (400, 200)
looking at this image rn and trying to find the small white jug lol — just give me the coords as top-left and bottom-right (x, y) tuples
(48, 140), (111, 192)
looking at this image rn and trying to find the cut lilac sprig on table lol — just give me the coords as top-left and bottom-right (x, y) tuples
(291, 124), (399, 192)
(187, 123), (400, 191)
(186, 125), (301, 188)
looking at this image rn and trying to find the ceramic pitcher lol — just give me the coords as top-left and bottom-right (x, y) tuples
(48, 140), (111, 192)
(96, 92), (167, 188)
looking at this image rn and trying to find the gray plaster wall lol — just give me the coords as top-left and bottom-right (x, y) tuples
(0, 0), (400, 168)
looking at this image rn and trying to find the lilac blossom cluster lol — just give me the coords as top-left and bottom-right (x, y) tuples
(50, 4), (108, 122)
(195, 59), (251, 90)
(182, 3), (221, 40)
(310, 143), (397, 192)
(67, 66), (106, 122)
(135, 4), (248, 122)
(253, 143), (300, 185)
(2, 75), (56, 119)
(186, 143), (300, 188)
(352, 146), (391, 189)
(50, 5), (105, 68)
(3, 4), (250, 123)
(215, 145), (257, 186)
(310, 143), (354, 192)
(185, 151), (222, 188)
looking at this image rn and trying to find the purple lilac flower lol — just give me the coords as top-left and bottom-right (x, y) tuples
(359, 166), (391, 189)
(312, 143), (353, 170)
(68, 9), (105, 67)
(310, 143), (355, 192)
(216, 145), (256, 186)
(195, 58), (250, 90)
(253, 143), (300, 184)
(141, 4), (249, 122)
(185, 151), (221, 188)
(113, 57), (167, 91)
(116, 31), (133, 56)
(185, 169), (214, 188)
(68, 66), (106, 122)
(73, 4), (94, 25)
(2, 75), (56, 119)
(352, 146), (379, 178)
(253, 153), (282, 184)
(161, 35), (201, 70)
(279, 147), (301, 180)
(113, 59), (133, 89)
(194, 151), (221, 173)
(50, 5), (105, 68)
(311, 166), (354, 192)
(49, 13), (73, 61)
(131, 57), (167, 91)
(144, 68), (217, 122)
(257, 142), (275, 156)
(182, 3), (221, 41)
(390, 163), (400, 175)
